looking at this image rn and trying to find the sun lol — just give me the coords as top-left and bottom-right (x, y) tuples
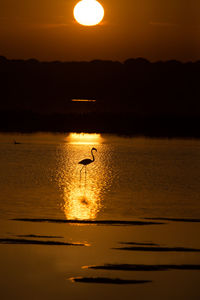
(73, 0), (104, 26)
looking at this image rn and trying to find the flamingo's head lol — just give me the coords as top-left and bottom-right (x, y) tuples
(92, 147), (97, 152)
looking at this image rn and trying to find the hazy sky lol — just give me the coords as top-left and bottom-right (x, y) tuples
(0, 0), (199, 61)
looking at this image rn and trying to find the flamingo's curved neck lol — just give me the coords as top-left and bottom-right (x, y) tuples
(91, 149), (95, 162)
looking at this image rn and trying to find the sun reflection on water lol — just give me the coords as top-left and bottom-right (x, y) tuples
(57, 133), (110, 220)
(63, 178), (101, 220)
(66, 133), (102, 145)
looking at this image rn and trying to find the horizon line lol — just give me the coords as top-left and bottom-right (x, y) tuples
(0, 55), (199, 64)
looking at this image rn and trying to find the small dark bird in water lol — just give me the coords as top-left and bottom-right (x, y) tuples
(13, 140), (21, 145)
(78, 147), (97, 168)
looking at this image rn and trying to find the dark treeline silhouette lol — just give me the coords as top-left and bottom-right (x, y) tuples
(0, 55), (200, 136)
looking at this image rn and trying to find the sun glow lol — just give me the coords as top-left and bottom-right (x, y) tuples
(57, 136), (112, 221)
(73, 0), (104, 26)
(63, 183), (101, 220)
(66, 133), (102, 145)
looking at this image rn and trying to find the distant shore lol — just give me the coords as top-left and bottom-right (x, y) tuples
(1, 56), (200, 138)
(0, 111), (200, 138)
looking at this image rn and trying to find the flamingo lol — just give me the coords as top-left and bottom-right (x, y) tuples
(78, 147), (97, 178)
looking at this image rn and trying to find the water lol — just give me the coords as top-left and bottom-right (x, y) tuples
(1, 133), (200, 300)
(0, 133), (200, 220)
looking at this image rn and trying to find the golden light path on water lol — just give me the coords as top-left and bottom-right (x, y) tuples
(58, 133), (110, 220)
(66, 133), (102, 145)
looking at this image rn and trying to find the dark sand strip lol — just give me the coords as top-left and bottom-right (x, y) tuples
(85, 264), (200, 271)
(69, 277), (151, 285)
(15, 234), (64, 239)
(12, 218), (164, 226)
(145, 217), (200, 223)
(119, 242), (159, 246)
(0, 238), (85, 246)
(113, 246), (200, 252)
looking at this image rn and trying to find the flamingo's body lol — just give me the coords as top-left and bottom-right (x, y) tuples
(79, 148), (97, 178)
(79, 158), (93, 166)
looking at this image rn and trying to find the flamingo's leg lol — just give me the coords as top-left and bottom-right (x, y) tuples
(84, 166), (87, 184)
(80, 165), (84, 182)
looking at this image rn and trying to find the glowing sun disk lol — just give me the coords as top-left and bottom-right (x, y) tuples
(73, 0), (104, 26)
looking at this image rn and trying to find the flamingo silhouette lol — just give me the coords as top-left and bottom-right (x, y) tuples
(78, 147), (97, 179)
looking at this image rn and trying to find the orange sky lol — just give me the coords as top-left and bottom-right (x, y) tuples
(0, 0), (199, 61)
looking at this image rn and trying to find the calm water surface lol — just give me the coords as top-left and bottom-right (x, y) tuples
(1, 133), (200, 300)
(0, 133), (200, 220)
